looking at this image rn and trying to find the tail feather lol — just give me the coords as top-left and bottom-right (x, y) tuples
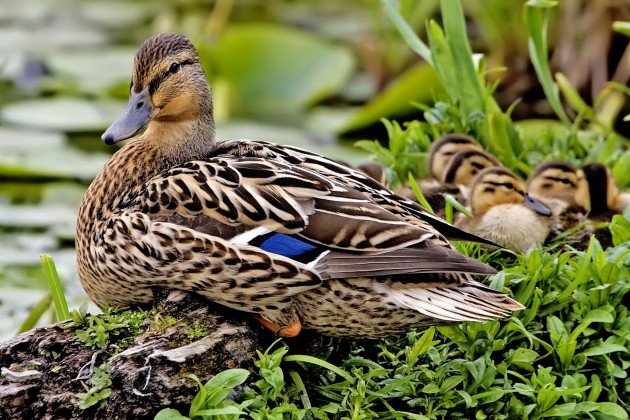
(386, 280), (524, 322)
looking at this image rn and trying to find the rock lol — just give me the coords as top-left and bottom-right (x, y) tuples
(0, 293), (271, 419)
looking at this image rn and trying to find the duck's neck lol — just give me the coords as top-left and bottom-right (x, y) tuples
(81, 100), (216, 219)
(144, 102), (216, 164)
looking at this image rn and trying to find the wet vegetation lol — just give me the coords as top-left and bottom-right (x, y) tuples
(1, 0), (629, 418)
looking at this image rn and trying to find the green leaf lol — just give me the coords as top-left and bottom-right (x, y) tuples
(444, 194), (473, 218)
(609, 213), (630, 246)
(210, 24), (354, 120)
(583, 343), (627, 356)
(380, 0), (433, 64)
(595, 402), (629, 419)
(341, 65), (439, 133)
(40, 254), (70, 321)
(407, 327), (437, 367)
(154, 408), (190, 420)
(407, 173), (434, 213)
(193, 407), (246, 416)
(17, 294), (52, 334)
(524, 1), (571, 125)
(284, 355), (354, 382)
(555, 73), (590, 116)
(509, 348), (539, 371)
(612, 21), (630, 36)
(439, 0), (486, 115)
(204, 368), (250, 392)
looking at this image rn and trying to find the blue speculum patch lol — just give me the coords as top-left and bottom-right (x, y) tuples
(258, 233), (318, 258)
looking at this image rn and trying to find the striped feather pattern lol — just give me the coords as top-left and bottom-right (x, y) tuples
(76, 34), (522, 338)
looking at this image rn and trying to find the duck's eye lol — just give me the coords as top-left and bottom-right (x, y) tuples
(169, 62), (180, 74)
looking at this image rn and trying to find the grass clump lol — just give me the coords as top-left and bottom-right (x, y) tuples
(76, 363), (112, 410)
(69, 305), (150, 349)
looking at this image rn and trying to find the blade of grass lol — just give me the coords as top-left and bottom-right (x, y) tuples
(40, 254), (71, 321)
(284, 355), (354, 382)
(440, 0), (487, 114)
(407, 172), (434, 213)
(524, 0), (571, 125)
(17, 294), (52, 334)
(380, 0), (433, 65)
(288, 370), (311, 409)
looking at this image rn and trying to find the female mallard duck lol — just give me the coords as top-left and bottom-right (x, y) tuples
(456, 167), (552, 253)
(76, 34), (523, 339)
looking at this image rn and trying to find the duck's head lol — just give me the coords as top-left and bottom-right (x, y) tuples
(469, 167), (551, 217)
(102, 33), (213, 147)
(527, 161), (578, 204)
(575, 163), (618, 215)
(428, 134), (482, 181)
(442, 149), (502, 186)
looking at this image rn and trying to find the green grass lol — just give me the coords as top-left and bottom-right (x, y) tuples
(40, 254), (70, 321)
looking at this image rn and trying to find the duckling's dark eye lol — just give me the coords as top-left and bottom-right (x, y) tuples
(169, 62), (180, 74)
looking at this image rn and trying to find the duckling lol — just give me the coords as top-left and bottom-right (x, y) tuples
(527, 161), (590, 244)
(399, 149), (501, 218)
(576, 163), (629, 219)
(456, 167), (552, 253)
(441, 148), (502, 194)
(428, 134), (483, 184)
(76, 34), (523, 340)
(356, 162), (388, 186)
(528, 160), (580, 207)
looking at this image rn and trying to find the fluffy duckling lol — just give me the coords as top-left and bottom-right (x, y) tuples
(400, 149), (501, 218)
(356, 162), (388, 186)
(527, 161), (590, 244)
(428, 134), (483, 184)
(528, 160), (580, 207)
(442, 149), (502, 186)
(576, 163), (629, 220)
(456, 167), (552, 253)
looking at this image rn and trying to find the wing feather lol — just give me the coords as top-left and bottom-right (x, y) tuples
(129, 156), (436, 253)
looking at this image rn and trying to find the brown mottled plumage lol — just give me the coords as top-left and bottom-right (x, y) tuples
(76, 34), (523, 339)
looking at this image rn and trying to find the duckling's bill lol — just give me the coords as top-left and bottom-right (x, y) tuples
(524, 194), (552, 216)
(102, 88), (153, 145)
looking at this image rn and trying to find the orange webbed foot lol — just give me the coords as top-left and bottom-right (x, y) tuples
(253, 315), (301, 337)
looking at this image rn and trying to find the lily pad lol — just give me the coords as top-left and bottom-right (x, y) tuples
(1, 98), (124, 132)
(209, 24), (355, 119)
(78, 1), (157, 29)
(0, 204), (76, 231)
(0, 127), (66, 149)
(45, 47), (135, 92)
(0, 148), (108, 181)
(340, 63), (440, 133)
